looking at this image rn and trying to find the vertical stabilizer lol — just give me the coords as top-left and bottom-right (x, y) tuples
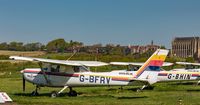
(134, 49), (169, 78)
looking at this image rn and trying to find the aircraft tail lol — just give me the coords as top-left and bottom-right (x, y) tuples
(134, 49), (169, 78)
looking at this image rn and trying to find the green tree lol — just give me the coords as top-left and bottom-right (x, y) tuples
(9, 42), (24, 51)
(110, 46), (123, 55)
(0, 42), (8, 50)
(46, 38), (66, 52)
(69, 40), (83, 47)
(24, 42), (43, 51)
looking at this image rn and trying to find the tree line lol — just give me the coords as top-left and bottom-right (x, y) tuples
(0, 38), (134, 55)
(0, 38), (170, 58)
(0, 38), (83, 52)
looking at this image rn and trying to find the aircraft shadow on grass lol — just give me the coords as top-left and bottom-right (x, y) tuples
(14, 92), (84, 97)
(117, 96), (148, 99)
(79, 94), (148, 99)
(14, 92), (148, 99)
(187, 89), (200, 92)
(170, 82), (196, 85)
(127, 87), (154, 91)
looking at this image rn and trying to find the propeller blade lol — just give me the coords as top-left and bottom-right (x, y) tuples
(23, 76), (25, 92)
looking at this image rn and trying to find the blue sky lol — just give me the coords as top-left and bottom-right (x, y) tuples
(0, 0), (200, 48)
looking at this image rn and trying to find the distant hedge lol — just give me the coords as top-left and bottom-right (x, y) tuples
(0, 55), (9, 60)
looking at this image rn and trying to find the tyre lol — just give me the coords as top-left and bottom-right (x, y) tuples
(51, 91), (58, 98)
(31, 91), (39, 96)
(68, 90), (77, 97)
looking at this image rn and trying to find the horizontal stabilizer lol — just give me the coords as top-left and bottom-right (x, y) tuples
(176, 62), (200, 66)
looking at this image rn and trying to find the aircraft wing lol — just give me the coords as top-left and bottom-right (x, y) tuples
(176, 62), (200, 66)
(9, 56), (108, 67)
(110, 62), (143, 66)
(110, 62), (173, 66)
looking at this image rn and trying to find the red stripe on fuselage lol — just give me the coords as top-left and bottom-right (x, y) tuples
(158, 73), (168, 76)
(192, 74), (200, 77)
(23, 70), (41, 73)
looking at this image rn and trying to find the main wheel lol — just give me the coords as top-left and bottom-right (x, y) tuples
(136, 89), (142, 92)
(51, 91), (58, 98)
(68, 90), (77, 97)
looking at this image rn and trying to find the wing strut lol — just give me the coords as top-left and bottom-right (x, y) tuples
(38, 62), (51, 85)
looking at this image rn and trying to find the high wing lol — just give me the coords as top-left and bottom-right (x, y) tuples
(9, 56), (108, 67)
(110, 62), (173, 66)
(176, 62), (200, 66)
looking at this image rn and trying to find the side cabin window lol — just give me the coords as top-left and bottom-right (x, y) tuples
(130, 66), (140, 71)
(51, 65), (60, 72)
(42, 63), (51, 72)
(186, 65), (200, 70)
(74, 66), (80, 72)
(186, 65), (194, 69)
(41, 63), (60, 72)
(42, 63), (90, 73)
(73, 66), (90, 72)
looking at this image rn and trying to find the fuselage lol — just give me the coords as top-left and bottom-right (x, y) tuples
(21, 68), (200, 87)
(21, 68), (135, 87)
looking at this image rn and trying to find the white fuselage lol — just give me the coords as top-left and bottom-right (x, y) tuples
(22, 69), (136, 87)
(22, 68), (200, 87)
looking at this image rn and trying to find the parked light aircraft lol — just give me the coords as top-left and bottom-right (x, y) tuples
(110, 60), (200, 90)
(9, 49), (168, 97)
(172, 62), (200, 84)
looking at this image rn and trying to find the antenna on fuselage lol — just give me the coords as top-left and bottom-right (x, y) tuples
(66, 50), (77, 61)
(66, 50), (90, 71)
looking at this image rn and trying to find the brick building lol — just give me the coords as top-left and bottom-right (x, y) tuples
(171, 37), (200, 59)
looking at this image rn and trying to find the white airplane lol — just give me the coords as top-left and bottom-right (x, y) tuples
(9, 49), (169, 97)
(110, 59), (200, 89)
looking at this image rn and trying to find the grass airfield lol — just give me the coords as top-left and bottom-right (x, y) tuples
(1, 77), (200, 105)
(0, 52), (200, 105)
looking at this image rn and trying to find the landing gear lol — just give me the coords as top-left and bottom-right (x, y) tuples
(31, 86), (39, 96)
(50, 86), (77, 98)
(197, 80), (200, 85)
(68, 87), (77, 97)
(30, 86), (78, 97)
(51, 91), (58, 98)
(31, 91), (39, 96)
(137, 85), (148, 92)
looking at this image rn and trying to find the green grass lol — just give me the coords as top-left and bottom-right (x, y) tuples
(1, 77), (200, 105)
(0, 53), (198, 105)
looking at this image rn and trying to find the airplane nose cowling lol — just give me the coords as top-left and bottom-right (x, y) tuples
(20, 70), (25, 73)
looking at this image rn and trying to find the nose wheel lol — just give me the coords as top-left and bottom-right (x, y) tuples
(31, 86), (39, 96)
